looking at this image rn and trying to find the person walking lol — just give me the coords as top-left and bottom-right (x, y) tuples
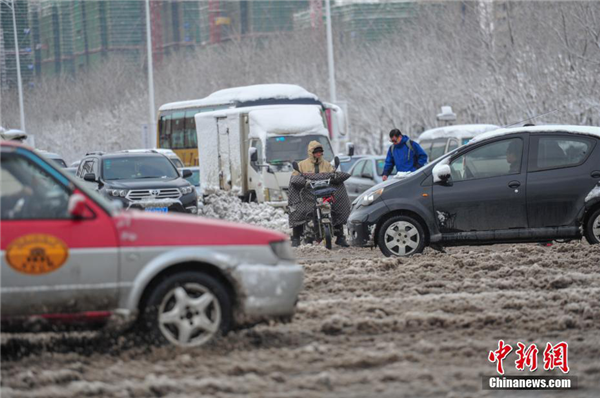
(382, 129), (428, 181)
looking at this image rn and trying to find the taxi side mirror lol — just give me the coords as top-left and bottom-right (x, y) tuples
(68, 193), (95, 219)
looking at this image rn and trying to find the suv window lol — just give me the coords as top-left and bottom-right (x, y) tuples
(351, 160), (365, 177)
(1, 153), (70, 220)
(450, 138), (523, 182)
(77, 159), (95, 178)
(530, 136), (593, 171)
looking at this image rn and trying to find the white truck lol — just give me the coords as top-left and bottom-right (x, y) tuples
(196, 104), (335, 207)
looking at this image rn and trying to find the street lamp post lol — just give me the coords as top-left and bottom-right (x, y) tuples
(144, 0), (156, 148)
(325, 0), (337, 104)
(3, 0), (26, 132)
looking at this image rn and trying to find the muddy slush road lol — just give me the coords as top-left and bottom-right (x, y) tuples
(2, 242), (600, 397)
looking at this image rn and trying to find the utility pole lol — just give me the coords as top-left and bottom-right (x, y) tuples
(3, 0), (26, 132)
(325, 0), (336, 104)
(144, 0), (156, 148)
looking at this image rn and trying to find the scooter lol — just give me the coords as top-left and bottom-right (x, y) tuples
(292, 157), (341, 250)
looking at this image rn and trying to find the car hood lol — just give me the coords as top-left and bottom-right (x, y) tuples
(113, 211), (287, 247)
(104, 178), (187, 189)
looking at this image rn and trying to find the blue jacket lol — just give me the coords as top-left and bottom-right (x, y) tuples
(383, 135), (428, 175)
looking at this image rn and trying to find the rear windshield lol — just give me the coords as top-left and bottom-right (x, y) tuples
(102, 156), (179, 180)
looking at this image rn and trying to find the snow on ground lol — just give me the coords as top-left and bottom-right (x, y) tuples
(2, 241), (600, 397)
(198, 191), (290, 234)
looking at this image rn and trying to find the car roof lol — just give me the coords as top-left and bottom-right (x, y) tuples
(418, 124), (500, 142)
(470, 124), (600, 145)
(91, 152), (167, 160)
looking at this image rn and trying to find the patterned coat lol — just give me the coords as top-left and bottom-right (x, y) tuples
(288, 172), (351, 228)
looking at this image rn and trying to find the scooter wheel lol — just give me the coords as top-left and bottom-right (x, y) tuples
(324, 224), (332, 250)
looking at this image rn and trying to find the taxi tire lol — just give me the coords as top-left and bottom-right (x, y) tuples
(141, 271), (232, 346)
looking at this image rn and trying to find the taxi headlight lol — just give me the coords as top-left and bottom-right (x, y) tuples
(270, 240), (296, 261)
(361, 188), (384, 206)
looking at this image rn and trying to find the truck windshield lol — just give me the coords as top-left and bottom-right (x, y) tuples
(266, 135), (334, 164)
(103, 156), (179, 180)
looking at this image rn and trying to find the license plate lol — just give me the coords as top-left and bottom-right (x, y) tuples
(145, 207), (168, 213)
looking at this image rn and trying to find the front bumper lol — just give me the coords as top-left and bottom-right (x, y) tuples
(347, 200), (389, 247)
(110, 194), (198, 214)
(231, 263), (303, 325)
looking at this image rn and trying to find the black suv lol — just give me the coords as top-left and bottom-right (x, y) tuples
(348, 125), (600, 256)
(76, 151), (198, 214)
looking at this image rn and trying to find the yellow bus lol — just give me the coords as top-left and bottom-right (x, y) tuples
(157, 84), (343, 166)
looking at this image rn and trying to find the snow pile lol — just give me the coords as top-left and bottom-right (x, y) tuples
(249, 105), (327, 136)
(198, 191), (289, 234)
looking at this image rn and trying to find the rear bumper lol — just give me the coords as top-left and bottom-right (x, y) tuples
(231, 263), (303, 325)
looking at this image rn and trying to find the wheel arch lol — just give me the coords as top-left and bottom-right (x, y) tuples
(136, 261), (237, 314)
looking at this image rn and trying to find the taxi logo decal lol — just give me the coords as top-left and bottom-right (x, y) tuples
(5, 234), (69, 275)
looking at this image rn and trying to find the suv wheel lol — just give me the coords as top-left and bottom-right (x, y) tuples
(585, 208), (600, 244)
(378, 215), (426, 257)
(141, 272), (232, 347)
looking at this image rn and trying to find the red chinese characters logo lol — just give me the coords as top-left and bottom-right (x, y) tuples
(515, 342), (539, 372)
(488, 340), (513, 375)
(543, 342), (569, 374)
(489, 341), (569, 374)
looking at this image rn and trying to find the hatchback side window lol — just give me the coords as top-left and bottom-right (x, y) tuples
(450, 138), (523, 182)
(1, 154), (70, 220)
(530, 136), (593, 171)
(351, 160), (365, 177)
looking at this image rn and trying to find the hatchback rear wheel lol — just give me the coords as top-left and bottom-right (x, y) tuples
(378, 215), (426, 257)
(585, 208), (600, 244)
(141, 272), (232, 347)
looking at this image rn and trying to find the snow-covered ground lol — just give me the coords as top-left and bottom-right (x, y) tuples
(2, 242), (600, 397)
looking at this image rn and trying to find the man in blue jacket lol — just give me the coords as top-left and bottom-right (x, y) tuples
(382, 129), (428, 181)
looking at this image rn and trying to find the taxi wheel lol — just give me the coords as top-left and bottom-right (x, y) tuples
(142, 272), (232, 347)
(584, 208), (600, 244)
(378, 215), (426, 257)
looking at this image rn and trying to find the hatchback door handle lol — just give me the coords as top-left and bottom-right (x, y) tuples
(508, 181), (521, 189)
(591, 171), (600, 178)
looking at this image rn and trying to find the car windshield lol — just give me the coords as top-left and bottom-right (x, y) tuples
(102, 156), (179, 180)
(184, 169), (200, 186)
(266, 134), (334, 164)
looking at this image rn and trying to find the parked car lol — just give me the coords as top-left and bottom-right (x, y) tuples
(64, 167), (77, 176)
(345, 156), (396, 202)
(417, 124), (499, 161)
(70, 159), (81, 168)
(122, 149), (185, 168)
(181, 166), (201, 196)
(76, 151), (198, 214)
(348, 125), (600, 256)
(0, 140), (303, 347)
(337, 155), (367, 173)
(37, 150), (67, 168)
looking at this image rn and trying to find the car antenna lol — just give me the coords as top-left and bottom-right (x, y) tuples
(502, 107), (561, 129)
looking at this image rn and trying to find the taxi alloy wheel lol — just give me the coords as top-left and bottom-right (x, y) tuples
(378, 215), (426, 257)
(585, 209), (600, 245)
(144, 272), (232, 347)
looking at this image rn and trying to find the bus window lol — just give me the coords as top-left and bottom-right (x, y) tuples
(419, 140), (432, 158)
(159, 114), (172, 148)
(447, 138), (459, 153)
(185, 109), (198, 149)
(430, 139), (446, 161)
(171, 111), (186, 149)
